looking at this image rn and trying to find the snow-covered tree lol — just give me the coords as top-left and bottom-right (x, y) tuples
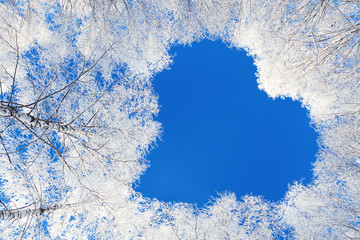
(0, 1), (161, 238)
(0, 0), (359, 239)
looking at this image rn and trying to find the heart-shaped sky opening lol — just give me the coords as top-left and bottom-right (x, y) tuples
(138, 40), (318, 205)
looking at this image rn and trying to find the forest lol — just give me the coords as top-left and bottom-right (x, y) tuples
(0, 0), (359, 239)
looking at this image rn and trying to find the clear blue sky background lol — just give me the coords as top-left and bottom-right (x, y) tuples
(137, 40), (318, 206)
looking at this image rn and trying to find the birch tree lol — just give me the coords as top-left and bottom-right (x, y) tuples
(0, 1), (160, 238)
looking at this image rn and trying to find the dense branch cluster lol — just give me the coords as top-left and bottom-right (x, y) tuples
(0, 0), (359, 239)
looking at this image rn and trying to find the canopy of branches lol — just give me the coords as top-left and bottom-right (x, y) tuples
(0, 0), (359, 239)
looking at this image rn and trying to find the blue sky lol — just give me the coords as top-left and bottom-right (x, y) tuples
(138, 40), (318, 206)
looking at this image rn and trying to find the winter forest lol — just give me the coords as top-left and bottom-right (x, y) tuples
(0, 0), (359, 239)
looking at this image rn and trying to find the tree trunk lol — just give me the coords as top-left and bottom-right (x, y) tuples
(0, 203), (78, 220)
(0, 104), (79, 134)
